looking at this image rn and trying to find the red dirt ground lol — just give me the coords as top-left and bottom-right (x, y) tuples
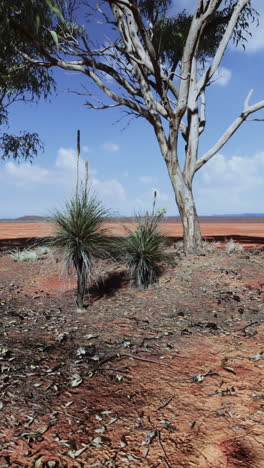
(0, 219), (264, 240)
(0, 221), (264, 467)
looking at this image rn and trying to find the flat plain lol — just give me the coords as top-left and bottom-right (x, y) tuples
(0, 217), (263, 467)
(0, 216), (263, 240)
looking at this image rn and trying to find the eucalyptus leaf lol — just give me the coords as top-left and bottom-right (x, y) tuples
(69, 445), (89, 458)
(250, 352), (264, 361)
(84, 334), (98, 340)
(70, 374), (83, 387)
(92, 436), (103, 448)
(50, 30), (59, 50)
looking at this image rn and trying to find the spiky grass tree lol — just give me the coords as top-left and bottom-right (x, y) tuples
(51, 189), (110, 308)
(50, 130), (110, 309)
(121, 194), (168, 290)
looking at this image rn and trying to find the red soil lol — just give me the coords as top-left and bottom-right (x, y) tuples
(0, 220), (263, 240)
(0, 235), (264, 467)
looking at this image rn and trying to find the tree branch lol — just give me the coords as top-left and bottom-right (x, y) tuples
(195, 89), (264, 172)
(196, 0), (250, 94)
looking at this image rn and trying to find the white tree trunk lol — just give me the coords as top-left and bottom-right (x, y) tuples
(166, 162), (202, 254)
(176, 185), (202, 254)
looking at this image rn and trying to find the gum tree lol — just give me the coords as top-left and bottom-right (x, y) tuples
(6, 0), (264, 252)
(0, 0), (60, 160)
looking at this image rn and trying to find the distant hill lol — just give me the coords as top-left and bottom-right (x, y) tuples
(0, 213), (263, 222)
(0, 215), (51, 223)
(210, 213), (264, 217)
(16, 215), (50, 222)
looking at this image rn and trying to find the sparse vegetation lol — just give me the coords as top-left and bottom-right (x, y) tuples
(226, 238), (245, 255)
(50, 188), (110, 309)
(119, 193), (168, 290)
(10, 246), (50, 262)
(48, 131), (111, 309)
(1, 215), (264, 467)
(173, 239), (220, 257)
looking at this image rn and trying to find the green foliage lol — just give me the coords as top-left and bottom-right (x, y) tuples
(47, 130), (112, 309)
(120, 198), (168, 290)
(153, 12), (191, 69)
(137, 0), (172, 24)
(154, 2), (259, 69)
(1, 132), (44, 160)
(50, 186), (110, 308)
(0, 0), (62, 159)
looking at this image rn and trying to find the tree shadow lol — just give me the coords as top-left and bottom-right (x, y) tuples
(0, 236), (52, 253)
(87, 270), (128, 300)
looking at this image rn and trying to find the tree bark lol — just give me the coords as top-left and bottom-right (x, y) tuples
(166, 163), (202, 254)
(176, 185), (202, 255)
(75, 258), (86, 309)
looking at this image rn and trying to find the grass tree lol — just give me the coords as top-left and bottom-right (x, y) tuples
(50, 131), (110, 309)
(121, 192), (168, 290)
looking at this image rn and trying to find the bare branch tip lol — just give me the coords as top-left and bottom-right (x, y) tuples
(244, 89), (254, 109)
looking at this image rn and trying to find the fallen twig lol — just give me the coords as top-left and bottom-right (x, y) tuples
(157, 394), (175, 410)
(157, 430), (172, 468)
(121, 353), (160, 364)
(235, 320), (262, 334)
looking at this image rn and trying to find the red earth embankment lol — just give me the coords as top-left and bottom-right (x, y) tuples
(0, 218), (263, 247)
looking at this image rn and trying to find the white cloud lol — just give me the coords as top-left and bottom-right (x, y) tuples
(213, 67), (232, 86)
(2, 144), (263, 218)
(4, 161), (51, 186)
(139, 175), (155, 184)
(55, 147), (80, 172)
(55, 147), (96, 176)
(91, 178), (126, 202)
(82, 145), (90, 153)
(101, 143), (120, 152)
(195, 151), (264, 214)
(0, 147), (126, 217)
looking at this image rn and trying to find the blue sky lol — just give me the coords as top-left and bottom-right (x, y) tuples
(1, 0), (264, 218)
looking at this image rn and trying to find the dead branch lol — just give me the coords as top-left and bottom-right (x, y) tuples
(157, 430), (172, 468)
(234, 320), (263, 334)
(157, 394), (175, 410)
(121, 353), (160, 364)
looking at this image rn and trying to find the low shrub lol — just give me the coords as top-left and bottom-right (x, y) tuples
(226, 238), (244, 255)
(49, 187), (111, 309)
(10, 246), (50, 262)
(119, 194), (168, 290)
